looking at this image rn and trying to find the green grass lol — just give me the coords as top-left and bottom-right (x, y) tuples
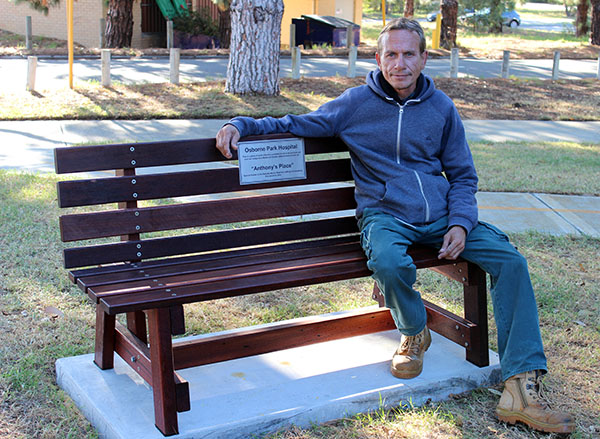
(1, 142), (599, 437)
(472, 141), (600, 195)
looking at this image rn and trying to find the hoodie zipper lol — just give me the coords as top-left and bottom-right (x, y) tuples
(414, 170), (430, 223)
(391, 99), (430, 223)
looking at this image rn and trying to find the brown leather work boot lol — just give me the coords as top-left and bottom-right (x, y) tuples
(390, 326), (431, 379)
(496, 370), (575, 433)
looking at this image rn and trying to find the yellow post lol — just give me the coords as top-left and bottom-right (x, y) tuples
(67, 0), (74, 89)
(381, 0), (386, 26)
(431, 11), (441, 50)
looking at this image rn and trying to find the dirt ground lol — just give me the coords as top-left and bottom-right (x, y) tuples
(281, 76), (600, 121)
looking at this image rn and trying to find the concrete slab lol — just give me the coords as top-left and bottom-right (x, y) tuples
(56, 315), (500, 439)
(476, 192), (581, 235)
(533, 193), (600, 237)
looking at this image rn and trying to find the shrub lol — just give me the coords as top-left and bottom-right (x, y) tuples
(173, 7), (219, 37)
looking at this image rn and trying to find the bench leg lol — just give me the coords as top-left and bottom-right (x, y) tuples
(94, 307), (115, 370)
(463, 263), (489, 367)
(371, 282), (385, 307)
(147, 308), (179, 436)
(127, 311), (148, 344)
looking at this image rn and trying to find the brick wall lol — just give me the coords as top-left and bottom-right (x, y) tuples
(0, 0), (105, 48)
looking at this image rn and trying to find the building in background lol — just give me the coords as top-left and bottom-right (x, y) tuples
(0, 0), (361, 48)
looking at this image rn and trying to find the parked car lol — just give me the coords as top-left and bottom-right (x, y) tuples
(460, 8), (521, 27)
(427, 8), (474, 23)
(426, 10), (439, 22)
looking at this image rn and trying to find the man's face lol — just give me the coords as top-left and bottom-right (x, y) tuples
(376, 29), (428, 99)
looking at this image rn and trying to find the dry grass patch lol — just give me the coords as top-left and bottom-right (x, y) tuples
(1, 77), (598, 121)
(455, 29), (599, 59)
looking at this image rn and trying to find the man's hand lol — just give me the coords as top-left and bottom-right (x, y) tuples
(438, 226), (466, 260)
(215, 124), (241, 159)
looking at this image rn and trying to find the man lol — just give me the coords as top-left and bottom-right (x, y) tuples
(216, 18), (574, 434)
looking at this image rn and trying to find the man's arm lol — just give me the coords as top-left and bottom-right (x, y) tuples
(215, 124), (240, 159)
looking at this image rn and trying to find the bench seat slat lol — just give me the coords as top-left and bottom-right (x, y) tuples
(78, 241), (363, 292)
(59, 187), (356, 242)
(57, 159), (353, 208)
(94, 245), (451, 315)
(89, 247), (367, 300)
(64, 217), (359, 269)
(99, 258), (372, 315)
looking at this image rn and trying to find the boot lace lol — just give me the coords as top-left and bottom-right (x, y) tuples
(525, 372), (551, 408)
(400, 332), (423, 356)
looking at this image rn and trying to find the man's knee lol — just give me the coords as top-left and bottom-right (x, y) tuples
(369, 248), (415, 282)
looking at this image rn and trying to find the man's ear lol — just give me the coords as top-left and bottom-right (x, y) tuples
(375, 52), (382, 69)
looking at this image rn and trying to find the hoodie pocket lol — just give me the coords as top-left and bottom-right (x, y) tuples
(382, 171), (450, 224)
(419, 172), (451, 222)
(381, 172), (425, 223)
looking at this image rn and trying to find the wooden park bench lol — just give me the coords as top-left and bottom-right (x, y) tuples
(54, 134), (489, 436)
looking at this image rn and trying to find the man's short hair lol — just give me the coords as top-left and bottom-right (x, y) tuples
(377, 18), (427, 54)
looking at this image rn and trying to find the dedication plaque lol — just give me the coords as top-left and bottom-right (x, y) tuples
(237, 137), (307, 185)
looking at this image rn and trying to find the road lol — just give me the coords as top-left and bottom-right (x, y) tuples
(0, 56), (597, 91)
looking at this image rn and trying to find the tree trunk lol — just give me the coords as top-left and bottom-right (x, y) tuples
(489, 0), (503, 33)
(591, 0), (600, 44)
(226, 0), (284, 95)
(576, 0), (589, 36)
(404, 0), (415, 18)
(440, 0), (458, 49)
(105, 0), (134, 48)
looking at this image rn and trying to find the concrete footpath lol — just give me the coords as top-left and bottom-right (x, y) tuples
(4, 117), (593, 438)
(2, 118), (599, 237)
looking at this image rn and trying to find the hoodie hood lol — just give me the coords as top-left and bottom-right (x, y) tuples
(366, 69), (436, 104)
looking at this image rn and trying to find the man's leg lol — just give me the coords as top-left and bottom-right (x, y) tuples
(421, 220), (573, 433)
(456, 222), (547, 379)
(358, 210), (431, 378)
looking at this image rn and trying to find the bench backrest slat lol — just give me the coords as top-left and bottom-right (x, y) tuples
(57, 158), (352, 208)
(63, 217), (359, 269)
(56, 135), (357, 269)
(54, 135), (347, 174)
(60, 187), (356, 242)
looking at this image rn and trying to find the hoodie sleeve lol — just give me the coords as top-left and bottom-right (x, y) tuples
(227, 88), (355, 138)
(439, 104), (479, 234)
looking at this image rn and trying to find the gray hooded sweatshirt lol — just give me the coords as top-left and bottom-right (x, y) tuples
(228, 70), (479, 234)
